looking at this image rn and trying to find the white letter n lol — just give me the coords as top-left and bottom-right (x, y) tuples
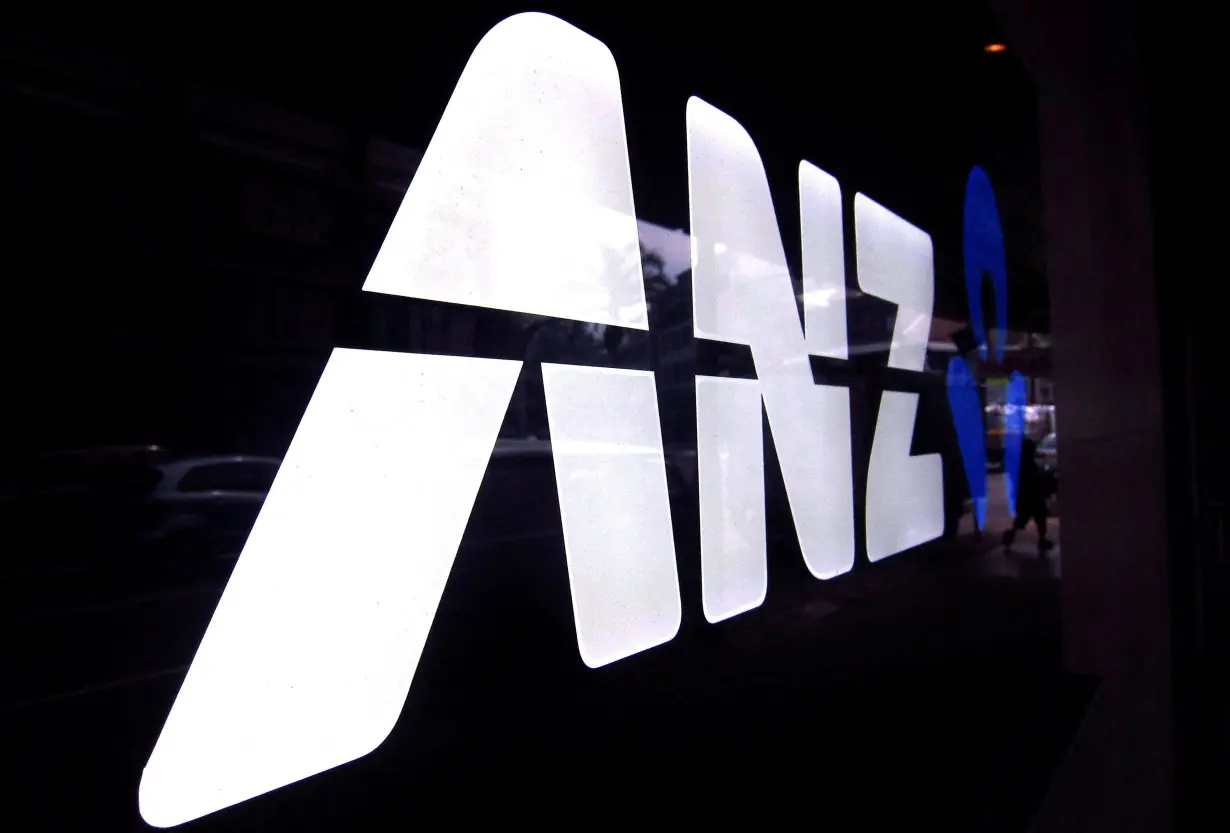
(686, 98), (856, 624)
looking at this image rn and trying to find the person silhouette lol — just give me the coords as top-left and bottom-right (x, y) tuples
(1002, 436), (1056, 553)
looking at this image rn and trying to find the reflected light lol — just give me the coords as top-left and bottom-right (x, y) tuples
(802, 287), (839, 308)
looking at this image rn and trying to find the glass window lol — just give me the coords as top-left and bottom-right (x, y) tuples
(0, 5), (1075, 830)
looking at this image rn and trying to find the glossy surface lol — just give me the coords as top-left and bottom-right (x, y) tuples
(0, 4), (1058, 829)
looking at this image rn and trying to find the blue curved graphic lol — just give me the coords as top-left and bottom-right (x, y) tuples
(949, 166), (1020, 531)
(963, 166), (1008, 363)
(947, 356), (987, 530)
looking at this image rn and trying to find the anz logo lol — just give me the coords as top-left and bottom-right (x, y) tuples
(139, 12), (1010, 827)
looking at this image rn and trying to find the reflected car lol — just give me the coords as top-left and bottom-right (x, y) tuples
(132, 456), (281, 567)
(421, 437), (704, 676)
(1036, 432), (1058, 472)
(469, 439), (696, 548)
(1035, 432), (1058, 513)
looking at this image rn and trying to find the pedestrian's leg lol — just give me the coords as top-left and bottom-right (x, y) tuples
(1037, 508), (1054, 552)
(1003, 511), (1025, 548)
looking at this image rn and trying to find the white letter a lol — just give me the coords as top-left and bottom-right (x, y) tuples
(138, 13), (670, 827)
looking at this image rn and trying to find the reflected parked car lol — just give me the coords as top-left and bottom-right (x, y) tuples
(1035, 432), (1059, 513)
(1036, 432), (1058, 472)
(429, 437), (703, 683)
(133, 456), (281, 565)
(468, 439), (697, 548)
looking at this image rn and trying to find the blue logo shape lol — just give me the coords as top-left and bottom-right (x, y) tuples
(964, 167), (1008, 364)
(949, 166), (1020, 530)
(947, 356), (988, 529)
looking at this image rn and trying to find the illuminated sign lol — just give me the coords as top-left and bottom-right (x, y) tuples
(140, 12), (957, 827)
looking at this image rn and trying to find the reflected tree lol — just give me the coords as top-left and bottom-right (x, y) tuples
(598, 242), (672, 364)
(494, 242), (677, 438)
